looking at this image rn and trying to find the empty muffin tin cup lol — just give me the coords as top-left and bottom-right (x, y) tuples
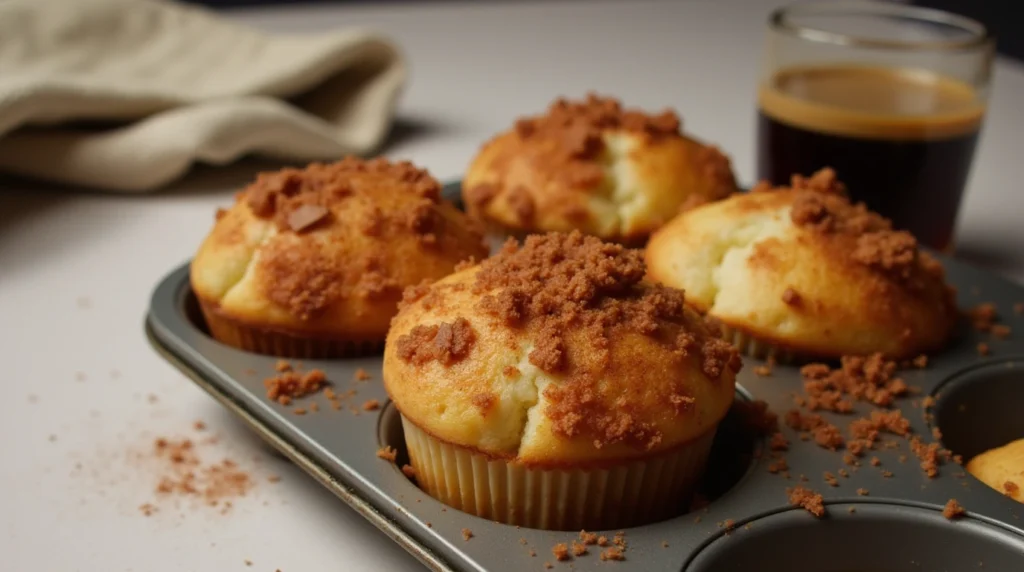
(932, 359), (1024, 463)
(686, 503), (1024, 571)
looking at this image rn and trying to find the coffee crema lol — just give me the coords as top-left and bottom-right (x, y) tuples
(757, 64), (986, 251)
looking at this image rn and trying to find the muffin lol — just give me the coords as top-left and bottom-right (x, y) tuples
(190, 157), (489, 358)
(383, 231), (741, 530)
(462, 93), (738, 245)
(967, 438), (1024, 503)
(645, 168), (957, 361)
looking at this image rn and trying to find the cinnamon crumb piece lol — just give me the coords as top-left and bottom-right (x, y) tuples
(264, 368), (328, 404)
(529, 550), (536, 557)
(1004, 481), (1020, 496)
(991, 324), (1011, 339)
(361, 399), (381, 411)
(754, 364), (773, 377)
(600, 548), (625, 561)
(870, 457), (881, 467)
(922, 396), (935, 409)
(354, 368), (372, 381)
(244, 560), (253, 567)
(139, 503), (158, 516)
(661, 541), (669, 548)
(571, 541), (587, 556)
(969, 303), (998, 332)
(552, 543), (570, 561)
(943, 499), (965, 520)
(396, 318), (477, 367)
(579, 531), (598, 545)
(292, 407), (307, 415)
(401, 464), (416, 478)
(799, 474), (809, 482)
(787, 485), (825, 517)
(909, 436), (941, 478)
(597, 536), (609, 547)
(768, 459), (789, 474)
(693, 516), (702, 523)
(461, 528), (473, 541)
(376, 446), (397, 462)
(977, 342), (991, 356)
(770, 432), (790, 451)
(857, 488), (869, 496)
(544, 564), (553, 570)
(848, 506), (856, 514)
(519, 538), (528, 545)
(838, 469), (849, 478)
(881, 470), (893, 478)
(193, 421), (206, 431)
(267, 475), (281, 483)
(912, 355), (928, 368)
(824, 472), (839, 487)
(275, 360), (292, 372)
(781, 287), (802, 306)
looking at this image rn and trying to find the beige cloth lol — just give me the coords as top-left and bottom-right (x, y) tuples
(0, 0), (407, 192)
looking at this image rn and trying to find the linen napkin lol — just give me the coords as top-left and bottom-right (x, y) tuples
(0, 0), (408, 192)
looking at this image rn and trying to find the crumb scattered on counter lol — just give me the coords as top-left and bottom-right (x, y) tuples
(264, 366), (327, 405)
(823, 472), (838, 487)
(361, 399), (381, 411)
(355, 368), (372, 381)
(571, 541), (587, 556)
(552, 543), (570, 561)
(600, 548), (625, 561)
(462, 528), (473, 541)
(579, 530), (598, 545)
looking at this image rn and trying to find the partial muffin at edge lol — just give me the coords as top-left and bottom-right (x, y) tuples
(966, 438), (1024, 504)
(462, 93), (739, 244)
(644, 168), (957, 361)
(190, 157), (489, 358)
(383, 231), (740, 529)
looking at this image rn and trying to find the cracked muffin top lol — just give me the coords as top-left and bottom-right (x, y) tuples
(644, 168), (957, 359)
(190, 157), (489, 345)
(461, 94), (738, 244)
(382, 231), (740, 468)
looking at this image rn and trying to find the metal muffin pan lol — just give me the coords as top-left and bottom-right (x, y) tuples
(146, 182), (1024, 571)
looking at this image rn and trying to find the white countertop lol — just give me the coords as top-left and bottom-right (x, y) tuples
(3, 1), (1023, 570)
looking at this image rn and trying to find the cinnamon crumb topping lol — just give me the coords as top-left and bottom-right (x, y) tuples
(787, 485), (825, 517)
(800, 354), (908, 411)
(264, 368), (327, 405)
(599, 548), (625, 561)
(361, 399), (380, 411)
(552, 543), (570, 561)
(781, 287), (802, 306)
(376, 446), (397, 462)
(943, 499), (965, 520)
(462, 528), (473, 541)
(579, 531), (598, 545)
(1004, 481), (1019, 496)
(968, 303), (998, 332)
(395, 318), (477, 366)
(571, 541), (588, 556)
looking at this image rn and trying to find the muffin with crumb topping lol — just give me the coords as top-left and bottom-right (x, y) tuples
(462, 93), (738, 245)
(645, 168), (957, 361)
(383, 231), (741, 530)
(190, 157), (489, 358)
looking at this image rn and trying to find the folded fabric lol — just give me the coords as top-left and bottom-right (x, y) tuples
(0, 0), (407, 192)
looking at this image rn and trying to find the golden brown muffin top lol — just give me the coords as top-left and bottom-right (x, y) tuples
(196, 157), (487, 328)
(393, 231), (741, 451)
(751, 168), (949, 293)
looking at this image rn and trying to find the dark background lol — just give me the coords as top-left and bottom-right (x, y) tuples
(180, 0), (1021, 62)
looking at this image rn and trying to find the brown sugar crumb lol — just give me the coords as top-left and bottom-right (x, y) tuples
(800, 354), (908, 411)
(932, 427), (943, 440)
(754, 364), (773, 377)
(466, 231), (740, 451)
(991, 324), (1012, 339)
(401, 464), (416, 479)
(922, 396), (936, 409)
(913, 354), (929, 368)
(909, 436), (941, 478)
(354, 368), (372, 381)
(267, 475), (281, 483)
(544, 564), (553, 570)
(824, 472), (839, 487)
(139, 503), (158, 516)
(361, 399), (381, 411)
(1004, 481), (1020, 496)
(376, 446), (397, 463)
(785, 410), (845, 450)
(244, 560), (253, 567)
(968, 303), (998, 332)
(552, 543), (570, 561)
(870, 457), (881, 467)
(148, 437), (253, 510)
(977, 342), (991, 356)
(292, 407), (307, 416)
(881, 470), (893, 478)
(396, 318), (477, 367)
(943, 499), (966, 520)
(768, 459), (789, 474)
(770, 432), (790, 451)
(275, 360), (292, 372)
(781, 287), (802, 306)
(579, 530), (598, 545)
(529, 550), (536, 557)
(597, 536), (609, 547)
(264, 368), (328, 405)
(193, 421), (206, 431)
(838, 469), (849, 478)
(787, 485), (826, 517)
(600, 548), (626, 561)
(857, 488), (869, 496)
(571, 541), (588, 556)
(461, 528), (473, 541)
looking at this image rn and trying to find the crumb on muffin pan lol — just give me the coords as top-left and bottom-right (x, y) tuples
(148, 182), (1024, 571)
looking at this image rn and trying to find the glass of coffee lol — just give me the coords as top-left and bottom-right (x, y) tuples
(757, 0), (994, 252)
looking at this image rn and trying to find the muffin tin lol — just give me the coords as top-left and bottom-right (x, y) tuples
(146, 182), (1024, 571)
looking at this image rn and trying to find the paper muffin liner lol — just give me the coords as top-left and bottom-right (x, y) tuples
(717, 323), (800, 365)
(400, 415), (717, 530)
(197, 301), (383, 359)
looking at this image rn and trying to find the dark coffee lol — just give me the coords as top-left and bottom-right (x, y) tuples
(757, 65), (985, 252)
